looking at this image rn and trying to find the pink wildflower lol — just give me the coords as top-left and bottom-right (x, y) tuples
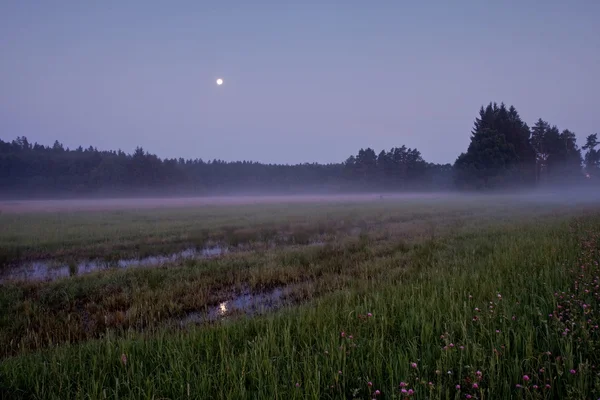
(368, 381), (373, 387)
(523, 375), (530, 381)
(367, 312), (373, 317)
(375, 390), (381, 396)
(472, 383), (478, 389)
(411, 362), (417, 369)
(570, 369), (576, 374)
(120, 353), (127, 366)
(456, 384), (461, 390)
(295, 383), (300, 388)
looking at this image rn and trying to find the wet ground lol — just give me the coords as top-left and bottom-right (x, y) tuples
(0, 245), (228, 283)
(180, 284), (295, 326)
(0, 241), (325, 283)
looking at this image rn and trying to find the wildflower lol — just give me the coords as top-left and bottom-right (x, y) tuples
(341, 332), (346, 338)
(539, 368), (544, 373)
(516, 384), (522, 388)
(473, 383), (479, 389)
(368, 381), (373, 387)
(401, 389), (408, 395)
(428, 382), (433, 386)
(460, 345), (465, 350)
(120, 353), (127, 366)
(512, 315), (516, 320)
(338, 370), (342, 374)
(545, 384), (551, 389)
(407, 389), (414, 395)
(570, 369), (576, 374)
(476, 370), (482, 377)
(367, 312), (373, 317)
(375, 390), (381, 396)
(411, 362), (417, 369)
(466, 395), (472, 399)
(496, 329), (501, 333)
(449, 343), (455, 348)
(523, 375), (530, 381)
(497, 293), (502, 299)
(456, 384), (461, 390)
(295, 383), (300, 388)
(400, 382), (407, 387)
(533, 385), (538, 390)
(348, 335), (353, 340)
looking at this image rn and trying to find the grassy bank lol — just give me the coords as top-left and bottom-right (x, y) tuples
(1, 199), (599, 398)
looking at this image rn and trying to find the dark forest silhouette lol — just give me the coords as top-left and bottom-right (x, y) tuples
(1, 102), (597, 197)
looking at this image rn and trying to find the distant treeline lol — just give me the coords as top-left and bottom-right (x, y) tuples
(0, 102), (597, 197)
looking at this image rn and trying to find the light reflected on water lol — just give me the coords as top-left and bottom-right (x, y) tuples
(218, 302), (228, 315)
(0, 246), (227, 283)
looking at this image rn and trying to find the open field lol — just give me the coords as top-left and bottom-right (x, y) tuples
(1, 194), (600, 399)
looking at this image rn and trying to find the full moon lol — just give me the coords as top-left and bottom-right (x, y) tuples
(216, 78), (223, 86)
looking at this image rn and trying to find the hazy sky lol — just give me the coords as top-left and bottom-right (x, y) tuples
(1, 1), (599, 165)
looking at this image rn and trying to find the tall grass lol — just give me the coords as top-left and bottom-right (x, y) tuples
(1, 210), (599, 398)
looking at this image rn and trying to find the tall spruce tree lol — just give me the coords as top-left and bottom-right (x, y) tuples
(454, 102), (534, 188)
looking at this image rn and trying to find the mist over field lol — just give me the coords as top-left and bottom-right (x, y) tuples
(2, 1), (600, 399)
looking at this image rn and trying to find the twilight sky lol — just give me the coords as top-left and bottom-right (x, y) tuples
(1, 1), (599, 165)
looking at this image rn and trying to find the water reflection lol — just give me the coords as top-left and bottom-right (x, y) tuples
(181, 285), (292, 325)
(0, 246), (227, 283)
(0, 240), (326, 283)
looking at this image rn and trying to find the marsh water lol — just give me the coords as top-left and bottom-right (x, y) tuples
(0, 245), (228, 283)
(180, 285), (294, 326)
(0, 240), (325, 283)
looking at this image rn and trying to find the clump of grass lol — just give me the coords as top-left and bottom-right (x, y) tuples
(67, 260), (78, 277)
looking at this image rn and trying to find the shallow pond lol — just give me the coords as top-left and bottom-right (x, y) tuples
(0, 246), (227, 283)
(180, 284), (294, 326)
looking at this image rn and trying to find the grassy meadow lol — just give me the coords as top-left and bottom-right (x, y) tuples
(1, 195), (599, 399)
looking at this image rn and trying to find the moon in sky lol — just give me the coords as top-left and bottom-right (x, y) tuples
(216, 78), (224, 86)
